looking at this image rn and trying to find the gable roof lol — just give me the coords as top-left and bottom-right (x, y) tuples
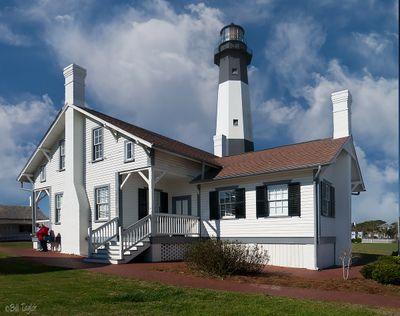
(81, 107), (219, 166)
(0, 205), (46, 221)
(195, 137), (351, 181)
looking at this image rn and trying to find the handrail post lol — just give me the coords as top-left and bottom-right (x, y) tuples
(118, 226), (123, 260)
(88, 227), (92, 257)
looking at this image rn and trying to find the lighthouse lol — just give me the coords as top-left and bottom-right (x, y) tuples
(213, 23), (254, 157)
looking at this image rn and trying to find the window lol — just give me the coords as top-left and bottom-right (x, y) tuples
(55, 193), (63, 224)
(209, 188), (245, 220)
(232, 68), (238, 75)
(268, 184), (288, 216)
(93, 127), (103, 161)
(233, 119), (239, 126)
(256, 183), (300, 218)
(59, 140), (65, 170)
(95, 186), (109, 220)
(321, 181), (335, 217)
(124, 141), (134, 162)
(39, 165), (46, 182)
(219, 189), (237, 218)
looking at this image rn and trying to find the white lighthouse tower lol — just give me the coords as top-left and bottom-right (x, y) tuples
(213, 23), (254, 157)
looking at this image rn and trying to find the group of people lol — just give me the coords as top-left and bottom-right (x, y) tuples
(36, 224), (61, 252)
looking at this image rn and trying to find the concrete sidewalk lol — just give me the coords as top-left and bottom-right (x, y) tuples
(1, 246), (399, 309)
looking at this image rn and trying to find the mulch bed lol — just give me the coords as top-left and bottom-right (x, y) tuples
(151, 261), (400, 297)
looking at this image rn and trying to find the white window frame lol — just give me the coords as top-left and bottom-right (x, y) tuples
(95, 186), (109, 221)
(218, 189), (236, 219)
(55, 193), (63, 224)
(93, 127), (104, 161)
(267, 184), (288, 217)
(124, 140), (134, 162)
(39, 165), (46, 182)
(59, 140), (65, 170)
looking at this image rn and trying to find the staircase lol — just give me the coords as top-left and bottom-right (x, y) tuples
(85, 213), (199, 264)
(85, 215), (152, 264)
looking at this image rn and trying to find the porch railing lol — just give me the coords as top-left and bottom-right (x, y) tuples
(88, 217), (119, 252)
(154, 213), (200, 236)
(120, 214), (151, 255)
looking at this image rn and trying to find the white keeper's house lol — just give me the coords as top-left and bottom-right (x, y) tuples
(17, 23), (364, 269)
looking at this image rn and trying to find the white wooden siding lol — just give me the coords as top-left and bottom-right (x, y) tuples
(259, 243), (315, 269)
(32, 132), (65, 236)
(319, 150), (352, 265)
(200, 170), (315, 238)
(154, 150), (202, 178)
(85, 118), (151, 230)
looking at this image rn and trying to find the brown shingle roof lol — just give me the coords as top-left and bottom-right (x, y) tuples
(83, 108), (219, 166)
(209, 137), (350, 180)
(81, 107), (349, 181)
(0, 205), (46, 220)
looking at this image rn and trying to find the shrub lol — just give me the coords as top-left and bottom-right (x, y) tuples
(351, 237), (362, 243)
(185, 239), (269, 278)
(371, 263), (400, 285)
(360, 262), (378, 279)
(361, 256), (400, 285)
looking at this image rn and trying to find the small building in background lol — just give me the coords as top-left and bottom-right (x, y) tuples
(0, 205), (46, 241)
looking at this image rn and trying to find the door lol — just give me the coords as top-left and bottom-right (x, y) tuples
(172, 196), (191, 215)
(138, 188), (148, 220)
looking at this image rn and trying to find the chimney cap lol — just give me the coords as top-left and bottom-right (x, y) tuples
(331, 89), (352, 104)
(63, 63), (87, 78)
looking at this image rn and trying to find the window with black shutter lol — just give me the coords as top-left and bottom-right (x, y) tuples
(257, 182), (300, 218)
(209, 188), (246, 219)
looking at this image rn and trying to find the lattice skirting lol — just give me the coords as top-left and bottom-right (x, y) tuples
(161, 243), (188, 261)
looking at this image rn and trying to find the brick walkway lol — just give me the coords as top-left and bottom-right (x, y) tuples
(2, 246), (400, 309)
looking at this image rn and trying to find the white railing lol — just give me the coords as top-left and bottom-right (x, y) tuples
(154, 213), (200, 236)
(89, 217), (119, 252)
(120, 215), (151, 254)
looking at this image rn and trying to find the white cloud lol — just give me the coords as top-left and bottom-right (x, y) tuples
(255, 60), (398, 161)
(265, 16), (326, 95)
(0, 23), (30, 46)
(353, 32), (390, 54)
(352, 146), (398, 223)
(0, 95), (57, 202)
(38, 0), (223, 151)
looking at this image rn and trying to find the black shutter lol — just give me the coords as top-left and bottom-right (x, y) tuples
(288, 183), (301, 216)
(320, 181), (326, 216)
(330, 186), (335, 217)
(138, 188), (148, 219)
(235, 188), (246, 218)
(209, 191), (219, 220)
(256, 186), (267, 218)
(160, 192), (168, 213)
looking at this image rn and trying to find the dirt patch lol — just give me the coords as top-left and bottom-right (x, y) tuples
(152, 261), (400, 297)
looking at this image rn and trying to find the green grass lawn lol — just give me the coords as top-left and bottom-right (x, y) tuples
(0, 241), (32, 248)
(352, 242), (398, 256)
(0, 251), (395, 316)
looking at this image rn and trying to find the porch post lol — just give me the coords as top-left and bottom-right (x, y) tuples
(148, 167), (155, 234)
(31, 191), (36, 235)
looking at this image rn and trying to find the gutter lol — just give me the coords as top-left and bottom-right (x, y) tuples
(313, 165), (322, 270)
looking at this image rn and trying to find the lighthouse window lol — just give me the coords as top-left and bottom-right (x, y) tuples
(232, 68), (238, 75)
(233, 119), (239, 126)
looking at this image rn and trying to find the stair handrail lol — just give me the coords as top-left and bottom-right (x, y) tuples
(89, 217), (119, 251)
(121, 214), (151, 254)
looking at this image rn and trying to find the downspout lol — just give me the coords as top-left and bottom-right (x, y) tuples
(314, 165), (322, 270)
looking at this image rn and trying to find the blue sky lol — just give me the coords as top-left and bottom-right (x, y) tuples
(0, 0), (398, 223)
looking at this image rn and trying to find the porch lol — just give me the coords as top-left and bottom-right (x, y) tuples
(87, 213), (200, 264)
